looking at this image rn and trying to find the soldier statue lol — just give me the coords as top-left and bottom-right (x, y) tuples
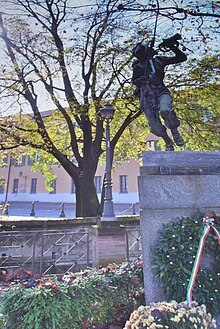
(132, 34), (187, 151)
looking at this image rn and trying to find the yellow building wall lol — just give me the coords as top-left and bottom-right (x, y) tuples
(0, 156), (140, 204)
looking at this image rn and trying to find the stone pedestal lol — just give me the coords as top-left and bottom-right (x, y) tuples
(91, 223), (127, 267)
(138, 151), (220, 304)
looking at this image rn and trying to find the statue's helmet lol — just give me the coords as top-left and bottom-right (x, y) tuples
(132, 41), (157, 59)
(132, 43), (146, 58)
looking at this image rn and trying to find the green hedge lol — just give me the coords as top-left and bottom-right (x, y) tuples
(1, 261), (144, 329)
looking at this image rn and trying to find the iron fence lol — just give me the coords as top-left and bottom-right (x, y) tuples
(0, 226), (142, 277)
(125, 227), (142, 262)
(0, 231), (36, 274)
(0, 229), (91, 276)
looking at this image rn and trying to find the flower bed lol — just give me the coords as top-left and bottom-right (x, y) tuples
(124, 301), (217, 328)
(0, 261), (144, 329)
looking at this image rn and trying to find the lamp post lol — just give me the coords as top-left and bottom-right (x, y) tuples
(2, 155), (12, 215)
(100, 102), (116, 221)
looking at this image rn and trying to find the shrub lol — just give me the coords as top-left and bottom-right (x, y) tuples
(153, 212), (220, 315)
(0, 311), (6, 329)
(124, 301), (217, 328)
(1, 261), (144, 329)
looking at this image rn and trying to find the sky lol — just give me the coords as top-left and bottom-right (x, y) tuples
(0, 0), (219, 115)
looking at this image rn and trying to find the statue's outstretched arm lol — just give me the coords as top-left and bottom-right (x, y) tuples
(160, 46), (187, 66)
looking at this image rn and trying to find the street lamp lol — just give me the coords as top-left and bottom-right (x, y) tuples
(100, 102), (116, 221)
(2, 155), (12, 215)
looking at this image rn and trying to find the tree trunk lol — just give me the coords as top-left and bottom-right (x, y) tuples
(75, 170), (100, 218)
(50, 150), (100, 218)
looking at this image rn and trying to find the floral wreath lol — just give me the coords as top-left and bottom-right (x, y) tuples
(153, 212), (220, 315)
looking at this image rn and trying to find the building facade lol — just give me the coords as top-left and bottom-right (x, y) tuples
(0, 155), (140, 204)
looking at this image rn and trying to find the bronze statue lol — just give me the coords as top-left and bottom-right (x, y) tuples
(132, 35), (187, 151)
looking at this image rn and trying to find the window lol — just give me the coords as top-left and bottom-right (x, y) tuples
(50, 179), (57, 194)
(30, 178), (37, 194)
(0, 157), (8, 167)
(94, 176), (102, 193)
(28, 153), (40, 166)
(20, 155), (26, 166)
(27, 156), (33, 166)
(12, 155), (26, 167)
(12, 179), (19, 194)
(119, 175), (128, 193)
(71, 179), (75, 194)
(0, 179), (5, 194)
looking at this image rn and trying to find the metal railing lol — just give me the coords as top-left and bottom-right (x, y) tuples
(0, 231), (37, 274)
(0, 226), (141, 277)
(125, 227), (142, 262)
(40, 230), (91, 275)
(0, 229), (91, 276)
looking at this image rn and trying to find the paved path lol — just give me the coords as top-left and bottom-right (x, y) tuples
(0, 201), (140, 218)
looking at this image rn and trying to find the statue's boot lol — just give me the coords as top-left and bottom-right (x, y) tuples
(161, 111), (184, 147)
(171, 128), (185, 147)
(162, 133), (174, 151)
